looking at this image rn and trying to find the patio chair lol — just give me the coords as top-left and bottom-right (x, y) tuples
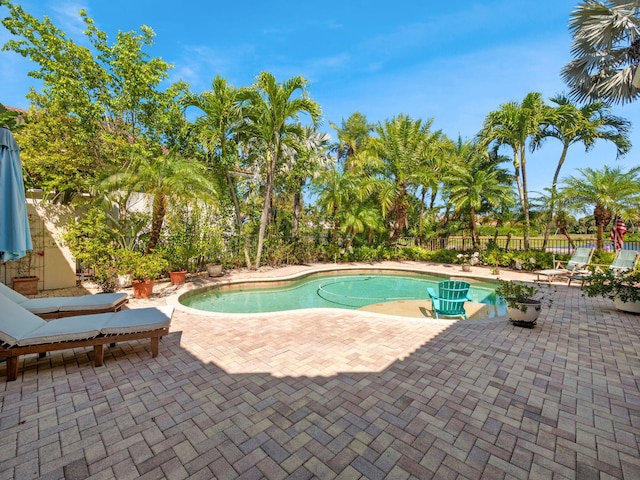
(427, 280), (472, 320)
(568, 249), (640, 286)
(536, 247), (594, 283)
(0, 281), (128, 319)
(0, 293), (173, 382)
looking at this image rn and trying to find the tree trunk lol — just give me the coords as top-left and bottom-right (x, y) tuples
(224, 169), (252, 268)
(542, 144), (569, 249)
(146, 193), (166, 253)
(593, 204), (612, 251)
(519, 147), (531, 250)
(292, 182), (302, 238)
(254, 150), (277, 269)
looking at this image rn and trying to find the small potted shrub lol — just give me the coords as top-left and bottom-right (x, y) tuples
(495, 279), (553, 327)
(456, 252), (479, 272)
(117, 250), (168, 299)
(581, 268), (640, 313)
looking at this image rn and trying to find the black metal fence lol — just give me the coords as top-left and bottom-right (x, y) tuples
(398, 236), (640, 254)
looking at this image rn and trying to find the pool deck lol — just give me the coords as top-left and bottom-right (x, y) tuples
(1, 261), (639, 479)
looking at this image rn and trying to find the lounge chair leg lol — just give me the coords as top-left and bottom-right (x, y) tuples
(94, 344), (105, 367)
(151, 336), (159, 357)
(6, 356), (18, 382)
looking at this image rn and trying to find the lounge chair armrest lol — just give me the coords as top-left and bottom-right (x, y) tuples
(427, 287), (437, 299)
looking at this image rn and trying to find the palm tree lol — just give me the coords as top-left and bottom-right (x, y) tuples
(536, 94), (631, 246)
(280, 125), (332, 238)
(479, 92), (547, 249)
(330, 112), (374, 170)
(100, 151), (217, 253)
(444, 142), (515, 248)
(183, 76), (253, 267)
(562, 0), (640, 105)
(370, 115), (438, 242)
(410, 133), (453, 236)
(313, 168), (365, 244)
(242, 72), (321, 268)
(560, 165), (640, 250)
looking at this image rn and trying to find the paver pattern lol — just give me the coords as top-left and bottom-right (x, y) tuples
(1, 262), (639, 479)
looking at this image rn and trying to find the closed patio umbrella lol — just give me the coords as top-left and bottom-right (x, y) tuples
(0, 126), (32, 262)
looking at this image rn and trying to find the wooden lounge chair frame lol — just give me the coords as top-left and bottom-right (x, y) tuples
(0, 327), (169, 382)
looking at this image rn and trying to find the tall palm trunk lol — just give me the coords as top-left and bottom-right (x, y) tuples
(224, 169), (253, 268)
(292, 188), (302, 238)
(593, 204), (612, 251)
(255, 150), (278, 268)
(146, 192), (166, 253)
(510, 146), (531, 250)
(542, 144), (569, 249)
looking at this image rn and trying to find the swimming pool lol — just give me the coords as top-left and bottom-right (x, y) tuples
(179, 269), (504, 315)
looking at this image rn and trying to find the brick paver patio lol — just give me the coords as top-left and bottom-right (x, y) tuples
(1, 262), (639, 479)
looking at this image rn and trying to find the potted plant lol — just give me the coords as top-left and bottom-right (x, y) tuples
(116, 250), (168, 299)
(494, 279), (553, 327)
(581, 268), (640, 313)
(456, 252), (479, 272)
(197, 225), (226, 277)
(11, 213), (43, 295)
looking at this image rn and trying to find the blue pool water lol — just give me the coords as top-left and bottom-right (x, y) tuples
(181, 272), (504, 315)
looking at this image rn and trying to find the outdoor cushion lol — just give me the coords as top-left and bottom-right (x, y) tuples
(0, 281), (29, 304)
(22, 293), (128, 314)
(16, 314), (108, 346)
(0, 294), (47, 346)
(101, 306), (173, 335)
(0, 282), (127, 316)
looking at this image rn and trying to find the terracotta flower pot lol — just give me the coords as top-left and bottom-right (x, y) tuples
(12, 276), (39, 296)
(169, 270), (187, 285)
(132, 280), (155, 299)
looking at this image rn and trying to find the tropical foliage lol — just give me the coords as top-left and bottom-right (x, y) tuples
(562, 0), (640, 105)
(2, 1), (640, 277)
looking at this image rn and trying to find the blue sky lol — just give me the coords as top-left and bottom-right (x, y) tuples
(1, 0), (639, 195)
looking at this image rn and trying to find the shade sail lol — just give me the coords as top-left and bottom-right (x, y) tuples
(0, 126), (32, 261)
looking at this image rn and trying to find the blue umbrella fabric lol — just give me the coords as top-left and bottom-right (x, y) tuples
(0, 126), (32, 262)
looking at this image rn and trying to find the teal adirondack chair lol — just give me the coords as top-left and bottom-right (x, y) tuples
(427, 280), (472, 320)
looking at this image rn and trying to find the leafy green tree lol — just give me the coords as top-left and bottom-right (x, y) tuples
(536, 94), (631, 246)
(561, 165), (640, 250)
(242, 72), (321, 268)
(479, 92), (548, 249)
(1, 2), (177, 200)
(562, 0), (640, 104)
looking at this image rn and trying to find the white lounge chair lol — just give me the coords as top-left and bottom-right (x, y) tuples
(0, 293), (172, 382)
(0, 281), (128, 319)
(568, 250), (640, 286)
(536, 247), (594, 283)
